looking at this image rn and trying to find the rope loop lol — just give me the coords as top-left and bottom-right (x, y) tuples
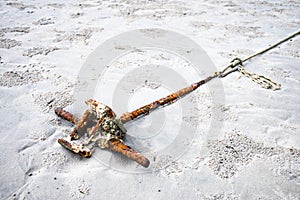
(230, 57), (243, 68)
(212, 30), (299, 89)
(219, 57), (243, 78)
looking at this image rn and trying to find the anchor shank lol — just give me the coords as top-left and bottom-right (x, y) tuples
(120, 75), (215, 123)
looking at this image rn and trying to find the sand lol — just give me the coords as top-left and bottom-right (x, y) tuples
(0, 0), (299, 199)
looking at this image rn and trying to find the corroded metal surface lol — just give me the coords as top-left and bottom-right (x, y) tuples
(120, 75), (214, 123)
(56, 75), (216, 168)
(56, 99), (150, 167)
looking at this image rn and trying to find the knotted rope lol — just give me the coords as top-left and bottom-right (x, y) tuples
(120, 30), (300, 122)
(217, 29), (300, 90)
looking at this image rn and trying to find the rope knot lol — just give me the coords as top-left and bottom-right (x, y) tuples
(219, 57), (243, 78)
(230, 57), (243, 68)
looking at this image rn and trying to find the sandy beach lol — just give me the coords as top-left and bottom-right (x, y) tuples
(0, 0), (299, 199)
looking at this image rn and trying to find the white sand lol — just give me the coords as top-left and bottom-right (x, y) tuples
(0, 0), (299, 199)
